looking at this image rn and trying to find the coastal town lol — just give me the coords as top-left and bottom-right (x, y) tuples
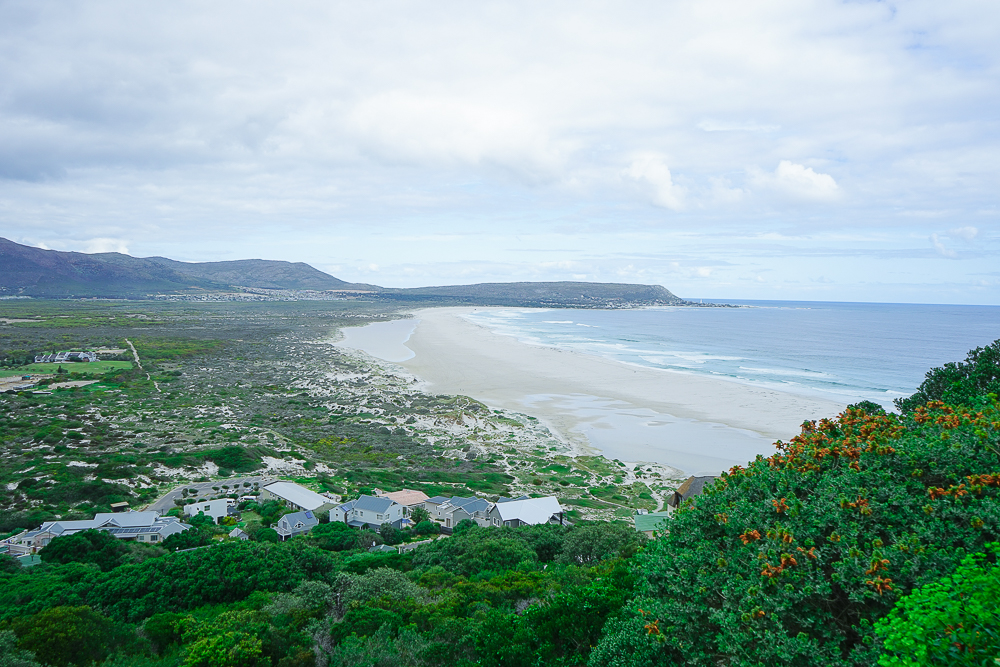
(2, 475), (709, 564)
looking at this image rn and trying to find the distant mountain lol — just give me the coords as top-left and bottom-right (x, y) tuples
(0, 238), (373, 298)
(381, 281), (685, 308)
(0, 237), (688, 307)
(145, 257), (368, 291)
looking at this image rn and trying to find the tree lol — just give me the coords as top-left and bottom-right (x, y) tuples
(163, 527), (213, 552)
(0, 553), (21, 574)
(591, 395), (1000, 667)
(11, 606), (114, 667)
(875, 544), (1000, 666)
(453, 518), (477, 535)
(408, 506), (430, 524)
(0, 630), (41, 667)
(309, 522), (360, 552)
(414, 520), (440, 536)
(255, 527), (279, 543)
(379, 522), (403, 546)
(895, 338), (1000, 413)
(40, 529), (128, 572)
(557, 522), (646, 565)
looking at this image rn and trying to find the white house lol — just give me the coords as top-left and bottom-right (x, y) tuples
(229, 527), (249, 541)
(330, 495), (405, 530)
(275, 510), (319, 540)
(16, 511), (190, 551)
(184, 498), (235, 523)
(424, 496), (491, 529)
(487, 496), (565, 528)
(260, 481), (337, 513)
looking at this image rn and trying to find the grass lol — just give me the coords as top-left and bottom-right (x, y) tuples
(0, 361), (133, 377)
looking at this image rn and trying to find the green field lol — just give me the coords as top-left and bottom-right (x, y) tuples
(0, 360), (133, 377)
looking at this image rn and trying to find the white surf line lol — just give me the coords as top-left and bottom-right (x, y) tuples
(125, 338), (161, 393)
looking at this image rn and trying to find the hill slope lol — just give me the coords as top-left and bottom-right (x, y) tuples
(0, 238), (686, 306)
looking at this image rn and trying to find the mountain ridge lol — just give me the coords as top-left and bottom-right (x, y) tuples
(0, 237), (686, 306)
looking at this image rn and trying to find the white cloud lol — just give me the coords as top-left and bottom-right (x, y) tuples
(623, 154), (686, 210)
(931, 233), (957, 258)
(949, 226), (979, 241)
(697, 120), (779, 133)
(83, 238), (130, 254)
(749, 161), (839, 200)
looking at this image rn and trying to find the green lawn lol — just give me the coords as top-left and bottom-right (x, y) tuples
(0, 360), (133, 377)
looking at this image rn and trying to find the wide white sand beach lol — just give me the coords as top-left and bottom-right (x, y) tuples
(342, 307), (848, 473)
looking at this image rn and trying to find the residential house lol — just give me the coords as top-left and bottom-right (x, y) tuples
(184, 498), (236, 523)
(275, 510), (319, 541)
(229, 527), (249, 541)
(260, 481), (337, 514)
(34, 351), (98, 364)
(16, 511), (189, 551)
(487, 496), (565, 528)
(378, 489), (430, 516)
(330, 495), (405, 530)
(426, 496), (491, 529)
(666, 476), (717, 513)
(633, 510), (671, 538)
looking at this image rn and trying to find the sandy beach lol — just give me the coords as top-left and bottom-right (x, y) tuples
(350, 307), (848, 472)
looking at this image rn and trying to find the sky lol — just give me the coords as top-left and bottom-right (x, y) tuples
(1, 1), (999, 304)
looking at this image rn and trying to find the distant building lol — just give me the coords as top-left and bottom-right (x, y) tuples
(378, 488), (430, 513)
(275, 510), (319, 540)
(16, 511), (189, 551)
(184, 498), (236, 523)
(633, 510), (672, 538)
(331, 495), (405, 530)
(34, 351), (98, 364)
(260, 481), (337, 514)
(229, 527), (249, 541)
(424, 495), (492, 529)
(487, 496), (565, 528)
(666, 476), (718, 513)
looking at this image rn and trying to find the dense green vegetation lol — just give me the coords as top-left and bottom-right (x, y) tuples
(0, 523), (643, 666)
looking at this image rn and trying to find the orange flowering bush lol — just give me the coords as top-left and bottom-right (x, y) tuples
(591, 392), (1000, 667)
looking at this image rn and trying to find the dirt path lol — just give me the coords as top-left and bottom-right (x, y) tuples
(125, 338), (161, 393)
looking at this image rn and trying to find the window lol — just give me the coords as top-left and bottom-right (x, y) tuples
(377, 514), (383, 520)
(150, 535), (158, 541)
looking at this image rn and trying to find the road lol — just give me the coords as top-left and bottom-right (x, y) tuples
(146, 475), (276, 513)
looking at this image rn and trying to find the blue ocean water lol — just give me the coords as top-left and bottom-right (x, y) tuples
(462, 301), (1000, 409)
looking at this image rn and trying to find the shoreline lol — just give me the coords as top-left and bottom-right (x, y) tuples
(381, 307), (848, 473)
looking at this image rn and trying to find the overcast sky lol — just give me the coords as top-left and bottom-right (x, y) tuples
(1, 1), (998, 303)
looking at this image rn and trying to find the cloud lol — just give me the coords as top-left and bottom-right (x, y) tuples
(931, 233), (957, 258)
(697, 120), (780, 133)
(623, 154), (686, 210)
(749, 161), (839, 200)
(949, 226), (979, 241)
(83, 238), (130, 254)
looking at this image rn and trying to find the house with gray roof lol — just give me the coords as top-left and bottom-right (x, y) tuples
(16, 511), (190, 551)
(427, 496), (492, 530)
(261, 481), (338, 513)
(666, 476), (718, 512)
(275, 510), (319, 540)
(487, 496), (565, 528)
(330, 495), (404, 530)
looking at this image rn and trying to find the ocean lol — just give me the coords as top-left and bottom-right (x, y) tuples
(337, 301), (1000, 473)
(462, 301), (1000, 409)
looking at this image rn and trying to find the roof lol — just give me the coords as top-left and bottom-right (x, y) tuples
(263, 482), (331, 511)
(497, 495), (531, 503)
(279, 510), (319, 528)
(443, 496), (490, 514)
(633, 511), (672, 533)
(491, 496), (563, 525)
(351, 495), (398, 513)
(668, 476), (718, 508)
(98, 511), (161, 527)
(369, 544), (397, 553)
(383, 489), (430, 506)
(229, 527), (248, 537)
(425, 496), (450, 505)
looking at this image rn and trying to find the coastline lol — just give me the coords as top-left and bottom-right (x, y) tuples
(389, 307), (848, 473)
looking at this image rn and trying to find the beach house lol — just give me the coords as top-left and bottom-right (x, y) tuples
(16, 511), (190, 551)
(666, 476), (717, 513)
(260, 481), (337, 514)
(486, 496), (565, 528)
(275, 510), (319, 540)
(184, 498), (236, 523)
(330, 495), (405, 530)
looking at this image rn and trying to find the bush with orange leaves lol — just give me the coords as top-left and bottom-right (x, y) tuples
(590, 384), (1000, 667)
